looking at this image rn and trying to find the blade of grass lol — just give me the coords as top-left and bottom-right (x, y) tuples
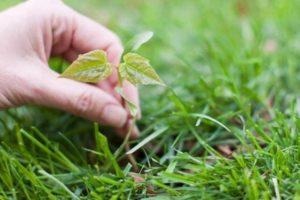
(39, 170), (79, 200)
(126, 126), (168, 155)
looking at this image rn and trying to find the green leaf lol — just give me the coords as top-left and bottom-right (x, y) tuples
(60, 50), (112, 83)
(119, 53), (165, 86)
(115, 87), (138, 117)
(129, 31), (154, 51)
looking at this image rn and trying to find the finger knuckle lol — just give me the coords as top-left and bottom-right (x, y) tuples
(73, 91), (96, 115)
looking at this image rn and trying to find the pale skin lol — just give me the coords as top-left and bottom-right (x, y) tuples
(0, 0), (140, 138)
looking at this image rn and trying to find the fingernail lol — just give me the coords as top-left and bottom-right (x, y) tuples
(102, 105), (127, 128)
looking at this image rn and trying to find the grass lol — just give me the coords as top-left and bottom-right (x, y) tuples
(0, 0), (300, 199)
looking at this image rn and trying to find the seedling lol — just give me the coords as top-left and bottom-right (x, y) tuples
(60, 33), (165, 169)
(60, 33), (165, 158)
(60, 33), (164, 118)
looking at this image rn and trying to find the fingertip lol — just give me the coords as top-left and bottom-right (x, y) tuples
(106, 42), (124, 66)
(101, 104), (128, 128)
(131, 125), (140, 139)
(115, 119), (139, 139)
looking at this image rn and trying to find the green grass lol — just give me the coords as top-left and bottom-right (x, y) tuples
(0, 0), (300, 199)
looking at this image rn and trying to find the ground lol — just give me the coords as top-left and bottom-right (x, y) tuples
(0, 0), (299, 199)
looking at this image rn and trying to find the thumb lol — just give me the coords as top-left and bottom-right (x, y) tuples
(31, 71), (128, 128)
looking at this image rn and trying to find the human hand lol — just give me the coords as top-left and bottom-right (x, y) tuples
(0, 0), (140, 138)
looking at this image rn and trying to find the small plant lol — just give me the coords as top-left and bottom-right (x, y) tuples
(60, 32), (164, 134)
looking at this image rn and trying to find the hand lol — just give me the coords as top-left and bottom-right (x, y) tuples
(0, 0), (140, 138)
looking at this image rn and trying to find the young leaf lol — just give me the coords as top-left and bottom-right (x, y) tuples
(115, 87), (138, 117)
(129, 31), (154, 51)
(60, 50), (112, 83)
(119, 53), (165, 86)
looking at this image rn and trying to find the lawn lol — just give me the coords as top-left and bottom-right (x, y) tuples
(0, 0), (300, 199)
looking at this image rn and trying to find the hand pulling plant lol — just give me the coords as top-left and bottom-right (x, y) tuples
(61, 31), (164, 119)
(60, 32), (164, 166)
